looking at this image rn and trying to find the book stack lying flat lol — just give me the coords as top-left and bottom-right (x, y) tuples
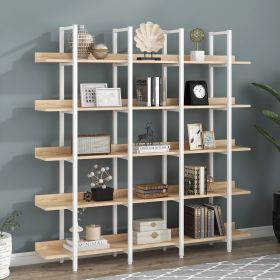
(133, 218), (171, 245)
(133, 143), (170, 154)
(184, 203), (225, 239)
(184, 165), (207, 195)
(63, 237), (110, 252)
(136, 77), (166, 106)
(135, 184), (168, 199)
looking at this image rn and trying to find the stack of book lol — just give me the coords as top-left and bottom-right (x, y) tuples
(63, 237), (110, 252)
(136, 77), (166, 106)
(133, 143), (170, 154)
(184, 165), (207, 195)
(135, 184), (168, 199)
(184, 203), (225, 239)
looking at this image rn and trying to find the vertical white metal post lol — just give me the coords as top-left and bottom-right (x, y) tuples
(72, 24), (79, 272)
(226, 30), (233, 253)
(127, 26), (134, 265)
(208, 33), (214, 205)
(178, 28), (185, 259)
(162, 33), (168, 223)
(58, 27), (65, 255)
(112, 30), (118, 235)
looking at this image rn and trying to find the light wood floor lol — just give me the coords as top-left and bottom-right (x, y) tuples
(10, 237), (280, 280)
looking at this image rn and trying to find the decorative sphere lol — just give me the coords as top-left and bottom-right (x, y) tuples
(91, 43), (109, 59)
(90, 182), (95, 187)
(101, 167), (105, 172)
(97, 171), (101, 175)
(94, 164), (99, 169)
(105, 167), (109, 171)
(99, 179), (104, 184)
(190, 28), (205, 43)
(108, 175), (112, 180)
(102, 185), (106, 189)
(89, 172), (94, 177)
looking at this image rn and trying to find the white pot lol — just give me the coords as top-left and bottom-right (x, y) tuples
(190, 50), (205, 62)
(0, 233), (12, 279)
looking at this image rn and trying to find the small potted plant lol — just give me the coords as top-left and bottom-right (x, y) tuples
(190, 28), (205, 62)
(0, 210), (22, 279)
(84, 164), (114, 202)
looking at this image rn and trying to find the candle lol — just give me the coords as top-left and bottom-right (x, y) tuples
(85, 224), (101, 241)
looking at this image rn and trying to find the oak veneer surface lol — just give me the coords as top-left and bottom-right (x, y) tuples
(9, 237), (280, 280)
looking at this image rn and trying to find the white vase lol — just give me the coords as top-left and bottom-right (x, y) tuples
(0, 233), (12, 279)
(190, 50), (205, 62)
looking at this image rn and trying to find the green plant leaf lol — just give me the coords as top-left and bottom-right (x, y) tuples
(262, 110), (280, 126)
(255, 125), (280, 151)
(252, 83), (280, 103)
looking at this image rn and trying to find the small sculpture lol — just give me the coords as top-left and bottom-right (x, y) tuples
(190, 28), (205, 62)
(84, 164), (113, 202)
(69, 208), (85, 241)
(134, 22), (165, 60)
(136, 122), (156, 145)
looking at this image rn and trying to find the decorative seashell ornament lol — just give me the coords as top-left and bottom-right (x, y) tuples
(134, 22), (165, 53)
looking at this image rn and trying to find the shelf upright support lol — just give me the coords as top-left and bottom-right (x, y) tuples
(112, 29), (118, 236)
(208, 33), (214, 205)
(226, 30), (233, 253)
(71, 24), (79, 272)
(127, 26), (134, 265)
(178, 28), (185, 259)
(58, 27), (65, 260)
(161, 33), (168, 223)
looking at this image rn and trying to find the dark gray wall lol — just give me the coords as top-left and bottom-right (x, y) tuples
(1, 0), (280, 253)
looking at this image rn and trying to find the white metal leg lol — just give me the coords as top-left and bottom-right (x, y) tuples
(178, 28), (185, 259)
(59, 27), (65, 264)
(112, 30), (118, 236)
(226, 30), (233, 253)
(127, 26), (134, 265)
(71, 24), (79, 272)
(208, 33), (214, 204)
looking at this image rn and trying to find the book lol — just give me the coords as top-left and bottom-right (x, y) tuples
(204, 203), (225, 236)
(207, 209), (215, 237)
(184, 166), (207, 195)
(64, 238), (110, 252)
(184, 205), (202, 239)
(135, 192), (169, 199)
(136, 78), (151, 106)
(135, 189), (168, 194)
(159, 77), (165, 106)
(133, 144), (170, 154)
(136, 184), (168, 191)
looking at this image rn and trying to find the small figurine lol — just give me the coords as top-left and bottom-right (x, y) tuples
(136, 122), (156, 145)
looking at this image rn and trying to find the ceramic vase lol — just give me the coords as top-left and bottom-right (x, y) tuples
(0, 233), (12, 279)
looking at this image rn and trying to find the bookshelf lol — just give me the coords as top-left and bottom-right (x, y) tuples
(34, 25), (251, 272)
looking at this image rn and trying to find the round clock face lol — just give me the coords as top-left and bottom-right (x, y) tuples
(193, 85), (206, 99)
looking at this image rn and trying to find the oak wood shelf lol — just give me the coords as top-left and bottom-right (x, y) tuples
(35, 98), (251, 112)
(35, 52), (251, 65)
(35, 182), (250, 211)
(34, 140), (250, 162)
(35, 227), (250, 260)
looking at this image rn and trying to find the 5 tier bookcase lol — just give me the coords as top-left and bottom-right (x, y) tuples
(34, 25), (252, 272)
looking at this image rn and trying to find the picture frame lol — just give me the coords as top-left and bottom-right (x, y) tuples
(95, 88), (122, 107)
(202, 131), (216, 149)
(80, 83), (108, 107)
(187, 123), (203, 150)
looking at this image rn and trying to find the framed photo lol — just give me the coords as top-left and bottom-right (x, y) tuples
(187, 123), (203, 150)
(95, 88), (122, 107)
(80, 83), (107, 107)
(202, 131), (216, 149)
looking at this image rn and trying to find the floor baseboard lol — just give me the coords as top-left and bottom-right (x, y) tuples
(10, 225), (274, 267)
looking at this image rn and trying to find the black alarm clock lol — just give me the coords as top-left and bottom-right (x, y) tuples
(184, 81), (209, 105)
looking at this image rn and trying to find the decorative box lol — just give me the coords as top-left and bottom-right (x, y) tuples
(133, 229), (171, 245)
(91, 187), (114, 202)
(133, 218), (167, 232)
(76, 135), (111, 155)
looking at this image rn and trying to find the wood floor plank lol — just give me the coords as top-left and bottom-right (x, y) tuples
(9, 237), (280, 280)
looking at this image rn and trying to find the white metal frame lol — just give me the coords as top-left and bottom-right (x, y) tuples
(161, 28), (185, 258)
(55, 25), (234, 272)
(112, 26), (134, 264)
(208, 30), (233, 252)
